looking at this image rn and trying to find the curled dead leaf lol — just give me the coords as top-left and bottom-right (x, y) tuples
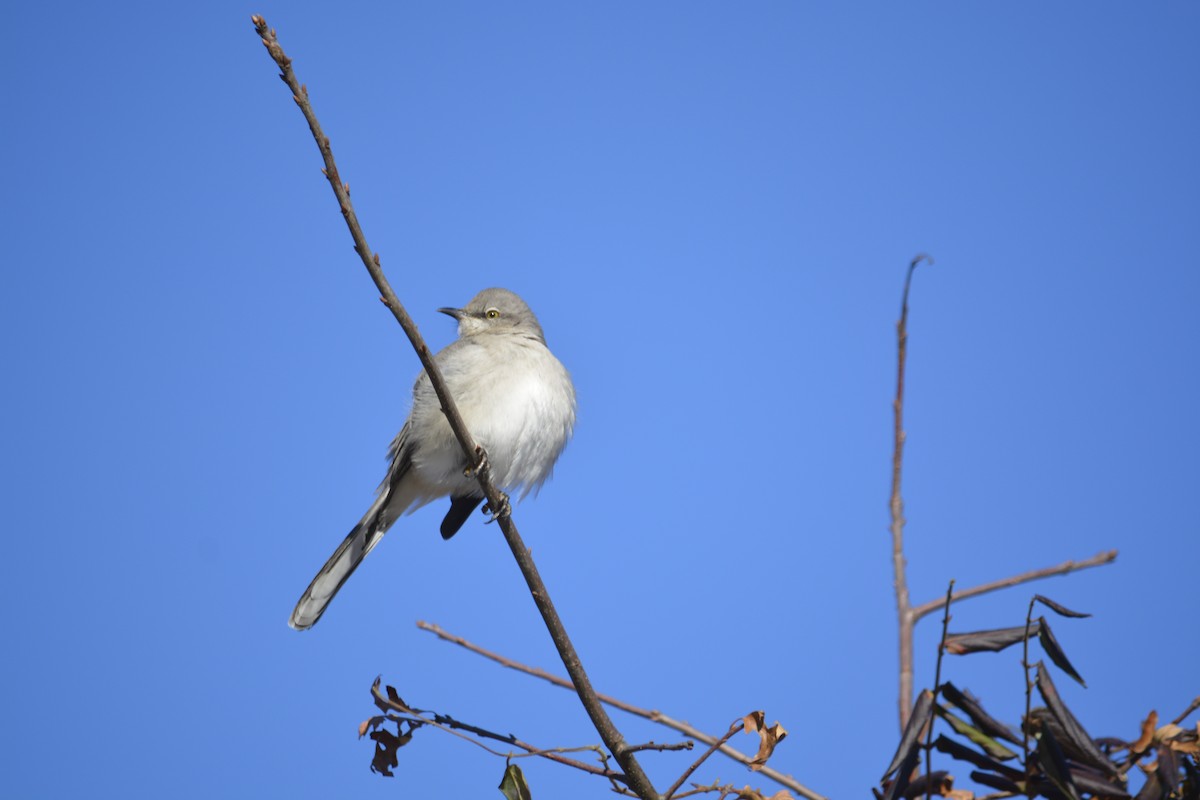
(367, 719), (418, 777)
(1156, 723), (1200, 755)
(1131, 711), (1159, 754)
(1157, 724), (1183, 740)
(370, 677), (415, 714)
(743, 710), (788, 771)
(385, 685), (410, 711)
(1033, 595), (1091, 618)
(358, 715), (390, 739)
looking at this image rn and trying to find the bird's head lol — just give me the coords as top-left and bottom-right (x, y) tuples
(439, 288), (546, 343)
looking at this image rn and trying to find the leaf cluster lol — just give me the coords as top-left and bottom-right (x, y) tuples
(879, 596), (1198, 800)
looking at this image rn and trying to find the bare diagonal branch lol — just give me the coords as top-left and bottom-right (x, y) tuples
(910, 550), (1117, 622)
(250, 16), (657, 799)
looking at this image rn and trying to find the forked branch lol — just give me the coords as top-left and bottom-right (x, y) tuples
(888, 255), (1117, 733)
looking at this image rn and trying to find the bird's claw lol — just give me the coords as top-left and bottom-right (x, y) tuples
(464, 445), (492, 479)
(482, 494), (512, 525)
(463, 446), (491, 479)
(465, 445), (509, 523)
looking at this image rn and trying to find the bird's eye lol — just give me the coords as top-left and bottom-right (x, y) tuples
(486, 308), (500, 319)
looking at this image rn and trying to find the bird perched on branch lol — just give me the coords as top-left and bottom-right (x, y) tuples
(289, 288), (576, 630)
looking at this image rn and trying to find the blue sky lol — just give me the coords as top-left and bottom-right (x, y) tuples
(2, 3), (1197, 798)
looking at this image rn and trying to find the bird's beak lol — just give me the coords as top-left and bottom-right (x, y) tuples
(438, 307), (463, 320)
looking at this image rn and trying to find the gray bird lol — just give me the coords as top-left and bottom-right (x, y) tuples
(289, 288), (576, 630)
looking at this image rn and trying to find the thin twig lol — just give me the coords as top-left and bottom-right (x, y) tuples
(669, 780), (726, 800)
(376, 707), (613, 776)
(671, 788), (734, 800)
(627, 741), (695, 754)
(910, 550), (1118, 622)
(250, 17), (657, 800)
(663, 720), (743, 800)
(892, 253), (932, 731)
(925, 580), (955, 800)
(1170, 696), (1200, 726)
(418, 621), (828, 800)
(1021, 597), (1037, 798)
(596, 750), (639, 797)
(417, 620), (651, 711)
(369, 682), (621, 778)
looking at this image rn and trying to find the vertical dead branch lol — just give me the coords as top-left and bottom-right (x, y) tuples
(892, 254), (933, 731)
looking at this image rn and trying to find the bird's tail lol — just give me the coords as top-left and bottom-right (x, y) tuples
(288, 515), (386, 630)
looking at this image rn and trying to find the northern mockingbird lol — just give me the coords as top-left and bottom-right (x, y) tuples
(289, 288), (577, 629)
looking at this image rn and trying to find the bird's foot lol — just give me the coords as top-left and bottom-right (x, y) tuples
(464, 445), (491, 479)
(482, 493), (512, 525)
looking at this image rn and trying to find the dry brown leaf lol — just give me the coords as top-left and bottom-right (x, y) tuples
(368, 725), (415, 777)
(1155, 724), (1183, 743)
(936, 777), (969, 800)
(743, 710), (788, 771)
(1131, 710), (1159, 753)
(357, 715), (388, 739)
(1152, 719), (1200, 753)
(767, 791), (797, 800)
(1164, 731), (1200, 755)
(385, 684), (411, 712)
